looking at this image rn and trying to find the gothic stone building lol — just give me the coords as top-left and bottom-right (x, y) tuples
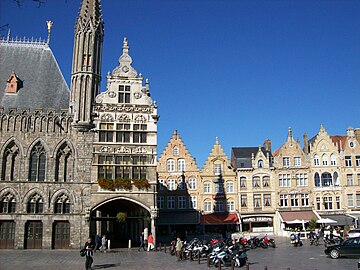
(0, 0), (158, 249)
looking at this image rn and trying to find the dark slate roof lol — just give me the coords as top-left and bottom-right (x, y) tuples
(0, 42), (69, 112)
(231, 147), (272, 168)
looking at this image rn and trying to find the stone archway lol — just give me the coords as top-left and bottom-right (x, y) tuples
(90, 198), (152, 248)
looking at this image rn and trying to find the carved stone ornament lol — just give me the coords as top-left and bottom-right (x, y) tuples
(117, 114), (130, 122)
(100, 113), (114, 121)
(116, 146), (131, 153)
(99, 146), (112, 153)
(320, 144), (328, 151)
(134, 147), (147, 154)
(94, 104), (154, 114)
(134, 92), (142, 99)
(134, 115), (147, 123)
(108, 91), (117, 98)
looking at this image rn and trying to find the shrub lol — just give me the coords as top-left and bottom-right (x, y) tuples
(133, 178), (151, 190)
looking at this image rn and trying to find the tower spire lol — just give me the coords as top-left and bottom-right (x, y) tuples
(70, 0), (104, 131)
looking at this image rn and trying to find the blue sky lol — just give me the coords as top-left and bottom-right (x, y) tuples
(1, 0), (360, 166)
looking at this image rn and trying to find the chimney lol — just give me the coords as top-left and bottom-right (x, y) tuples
(263, 139), (271, 152)
(303, 133), (309, 154)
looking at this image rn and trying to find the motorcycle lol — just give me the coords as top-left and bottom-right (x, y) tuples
(290, 233), (302, 247)
(169, 240), (176, 255)
(308, 232), (319, 246)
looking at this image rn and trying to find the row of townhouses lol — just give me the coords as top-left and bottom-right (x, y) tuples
(0, 0), (359, 250)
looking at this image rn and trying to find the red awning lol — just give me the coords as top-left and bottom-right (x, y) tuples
(201, 213), (239, 225)
(278, 210), (318, 223)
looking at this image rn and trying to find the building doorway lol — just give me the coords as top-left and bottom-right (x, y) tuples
(91, 198), (150, 248)
(25, 221), (42, 249)
(0, 221), (15, 249)
(53, 221), (70, 249)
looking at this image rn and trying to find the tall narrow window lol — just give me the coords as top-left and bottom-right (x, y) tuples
(27, 194), (44, 214)
(167, 159), (175, 172)
(189, 178), (197, 190)
(283, 157), (290, 167)
(1, 142), (20, 181)
(167, 179), (176, 191)
(54, 194), (70, 214)
(157, 196), (164, 209)
(322, 155), (328, 166)
(178, 159), (185, 172)
(227, 200), (235, 212)
(294, 157), (301, 167)
(167, 196), (175, 209)
(314, 155), (320, 166)
(204, 182), (211, 193)
(239, 177), (246, 188)
(190, 196), (197, 209)
(241, 194), (247, 207)
(55, 144), (73, 182)
(214, 164), (222, 175)
(118, 85), (130, 103)
(0, 193), (16, 213)
(345, 156), (352, 167)
(330, 154), (336, 166)
(29, 142), (46, 181)
(99, 123), (114, 142)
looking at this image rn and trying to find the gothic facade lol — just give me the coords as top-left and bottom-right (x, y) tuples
(0, 0), (158, 249)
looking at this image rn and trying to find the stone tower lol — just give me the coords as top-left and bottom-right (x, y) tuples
(70, 0), (104, 131)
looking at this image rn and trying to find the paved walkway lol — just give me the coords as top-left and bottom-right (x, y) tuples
(0, 238), (358, 270)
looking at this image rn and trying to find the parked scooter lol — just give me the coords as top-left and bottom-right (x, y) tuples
(290, 233), (302, 247)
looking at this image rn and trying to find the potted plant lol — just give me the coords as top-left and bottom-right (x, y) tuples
(98, 178), (115, 191)
(116, 212), (127, 223)
(133, 178), (151, 190)
(114, 178), (132, 190)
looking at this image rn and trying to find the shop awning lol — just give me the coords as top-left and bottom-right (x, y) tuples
(157, 211), (199, 225)
(321, 214), (355, 227)
(200, 213), (239, 225)
(278, 210), (319, 223)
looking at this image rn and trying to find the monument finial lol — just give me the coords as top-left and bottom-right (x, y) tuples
(46, 20), (53, 44)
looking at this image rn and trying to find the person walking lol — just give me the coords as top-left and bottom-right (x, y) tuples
(147, 233), (154, 251)
(138, 232), (146, 251)
(175, 237), (183, 261)
(94, 233), (101, 252)
(100, 235), (107, 253)
(84, 237), (94, 270)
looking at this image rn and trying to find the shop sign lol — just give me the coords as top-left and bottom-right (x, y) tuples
(242, 217), (272, 223)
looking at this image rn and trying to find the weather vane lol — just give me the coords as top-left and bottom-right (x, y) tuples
(46, 20), (53, 44)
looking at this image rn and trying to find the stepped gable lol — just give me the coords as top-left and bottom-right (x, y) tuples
(158, 130), (199, 169)
(0, 37), (69, 112)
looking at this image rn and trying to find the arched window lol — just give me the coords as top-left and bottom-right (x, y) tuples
(322, 172), (333, 186)
(54, 194), (71, 214)
(330, 154), (336, 166)
(29, 142), (46, 181)
(314, 154), (319, 166)
(0, 193), (16, 213)
(167, 159), (175, 172)
(322, 155), (328, 166)
(258, 159), (263, 168)
(27, 194), (44, 214)
(227, 200), (235, 212)
(55, 144), (73, 182)
(1, 141), (20, 181)
(178, 159), (185, 172)
(314, 172), (320, 187)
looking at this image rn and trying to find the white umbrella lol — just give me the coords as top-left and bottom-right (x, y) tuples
(316, 218), (337, 224)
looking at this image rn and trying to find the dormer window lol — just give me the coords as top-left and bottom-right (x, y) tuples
(5, 72), (22, 94)
(258, 159), (263, 168)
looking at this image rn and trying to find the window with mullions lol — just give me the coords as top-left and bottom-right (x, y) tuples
(204, 201), (212, 212)
(98, 155), (113, 179)
(227, 200), (235, 212)
(99, 123), (114, 142)
(115, 156), (131, 179)
(323, 196), (333, 210)
(215, 201), (224, 212)
(132, 156), (147, 179)
(301, 194), (309, 206)
(0, 193), (16, 213)
(178, 196), (186, 209)
(240, 177), (246, 188)
(279, 194), (288, 207)
(118, 85), (130, 103)
(190, 196), (197, 209)
(290, 194), (299, 207)
(262, 176), (270, 187)
(189, 178), (197, 190)
(253, 194), (261, 208)
(116, 124), (130, 143)
(157, 196), (164, 209)
(29, 142), (46, 181)
(241, 194), (247, 207)
(345, 156), (352, 167)
(27, 194), (44, 214)
(356, 156), (360, 167)
(177, 178), (186, 190)
(252, 176), (260, 188)
(167, 196), (175, 209)
(263, 194), (271, 206)
(54, 195), (71, 214)
(133, 124), (147, 143)
(1, 141), (20, 181)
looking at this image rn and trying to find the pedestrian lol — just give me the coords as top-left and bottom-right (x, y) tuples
(138, 232), (146, 251)
(175, 237), (183, 261)
(101, 235), (107, 253)
(94, 232), (101, 252)
(147, 233), (154, 251)
(84, 237), (94, 270)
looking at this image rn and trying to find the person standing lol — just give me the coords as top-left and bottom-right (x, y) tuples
(94, 233), (101, 252)
(147, 233), (154, 251)
(101, 235), (107, 253)
(84, 237), (94, 270)
(175, 237), (183, 261)
(138, 232), (146, 251)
